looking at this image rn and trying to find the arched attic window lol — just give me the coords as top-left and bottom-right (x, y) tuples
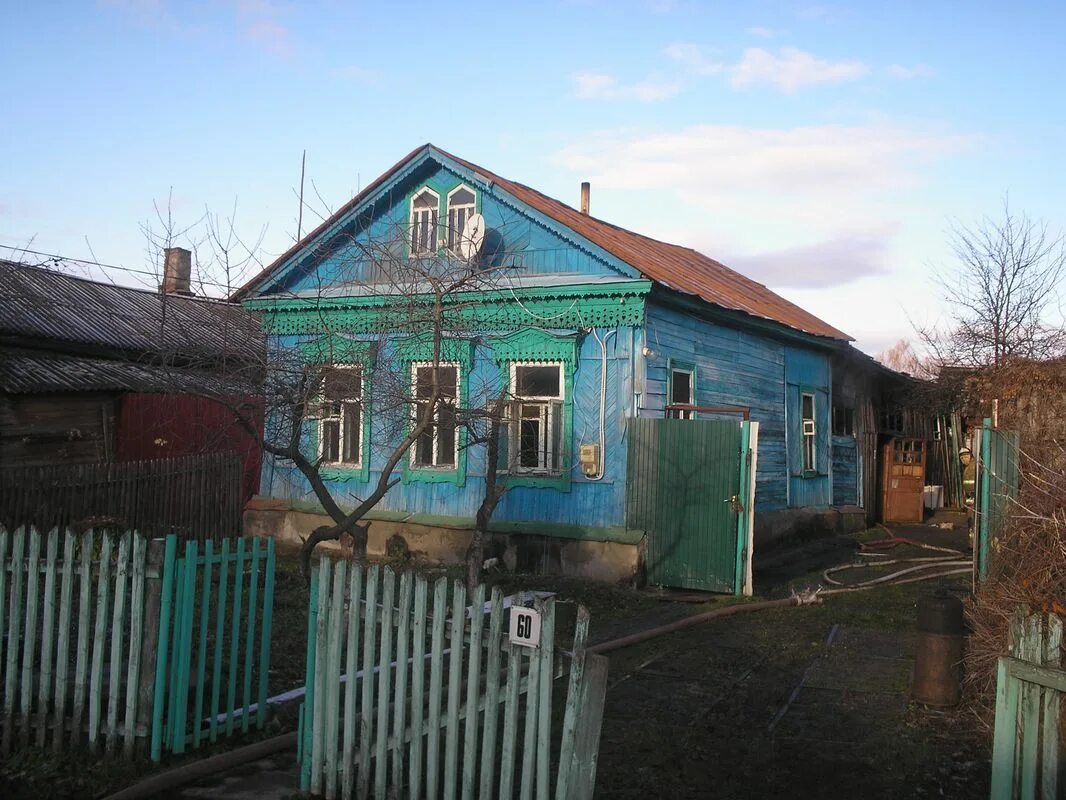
(410, 187), (440, 256)
(446, 185), (476, 254)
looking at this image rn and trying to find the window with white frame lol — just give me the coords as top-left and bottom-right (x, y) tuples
(509, 363), (564, 474)
(668, 366), (695, 419)
(411, 363), (459, 468)
(801, 392), (816, 472)
(410, 187), (439, 256)
(316, 365), (363, 466)
(446, 185), (476, 254)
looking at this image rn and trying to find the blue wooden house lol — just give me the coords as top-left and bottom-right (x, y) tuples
(236, 145), (905, 591)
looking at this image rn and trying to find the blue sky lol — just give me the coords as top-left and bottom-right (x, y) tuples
(3, 0), (1065, 353)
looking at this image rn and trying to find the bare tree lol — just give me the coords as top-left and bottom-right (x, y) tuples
(918, 200), (1066, 369)
(874, 338), (934, 378)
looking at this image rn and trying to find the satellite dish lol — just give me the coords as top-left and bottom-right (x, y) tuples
(459, 213), (486, 261)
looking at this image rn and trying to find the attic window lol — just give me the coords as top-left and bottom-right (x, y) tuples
(410, 188), (439, 256)
(446, 185), (476, 254)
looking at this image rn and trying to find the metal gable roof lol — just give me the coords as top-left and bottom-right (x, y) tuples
(233, 145), (851, 342)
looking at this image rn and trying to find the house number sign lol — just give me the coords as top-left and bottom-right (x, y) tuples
(509, 605), (542, 648)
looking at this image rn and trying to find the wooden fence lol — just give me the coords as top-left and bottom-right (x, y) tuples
(0, 452), (245, 541)
(0, 526), (274, 760)
(300, 558), (609, 799)
(990, 607), (1063, 799)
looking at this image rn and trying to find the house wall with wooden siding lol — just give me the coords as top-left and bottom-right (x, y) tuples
(261, 326), (638, 532)
(265, 160), (639, 298)
(0, 393), (115, 466)
(641, 300), (793, 512)
(832, 435), (859, 506)
(784, 346), (832, 508)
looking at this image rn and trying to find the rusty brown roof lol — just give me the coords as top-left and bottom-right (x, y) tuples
(235, 145), (850, 341)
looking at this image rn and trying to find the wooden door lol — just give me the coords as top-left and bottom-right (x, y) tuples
(882, 437), (926, 523)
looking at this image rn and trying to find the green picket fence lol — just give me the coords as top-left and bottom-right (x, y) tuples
(0, 526), (275, 761)
(300, 558), (609, 799)
(990, 607), (1063, 799)
(151, 535), (276, 760)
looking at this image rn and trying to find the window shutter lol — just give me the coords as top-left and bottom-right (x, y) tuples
(787, 384), (803, 476)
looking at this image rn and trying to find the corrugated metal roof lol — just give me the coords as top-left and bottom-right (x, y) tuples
(234, 145), (850, 341)
(0, 260), (262, 362)
(0, 349), (258, 395)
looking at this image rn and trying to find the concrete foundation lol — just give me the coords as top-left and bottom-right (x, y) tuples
(754, 505), (868, 550)
(244, 500), (642, 585)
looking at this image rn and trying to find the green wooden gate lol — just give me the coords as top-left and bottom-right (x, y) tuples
(976, 417), (1020, 581)
(626, 418), (758, 594)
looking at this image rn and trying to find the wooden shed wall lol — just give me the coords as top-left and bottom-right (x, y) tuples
(0, 393), (115, 466)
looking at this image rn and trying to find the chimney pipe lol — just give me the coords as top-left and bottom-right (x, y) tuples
(580, 181), (590, 215)
(162, 247), (193, 295)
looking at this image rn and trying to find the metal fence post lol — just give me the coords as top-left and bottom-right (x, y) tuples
(135, 538), (166, 757)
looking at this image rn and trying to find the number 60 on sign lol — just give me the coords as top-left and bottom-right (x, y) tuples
(509, 605), (542, 648)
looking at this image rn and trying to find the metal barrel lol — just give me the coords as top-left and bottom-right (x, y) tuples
(912, 592), (965, 706)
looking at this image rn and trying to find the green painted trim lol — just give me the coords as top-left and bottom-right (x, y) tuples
(307, 372), (372, 484)
(245, 279), (650, 312)
(299, 336), (375, 365)
(394, 335), (474, 368)
(734, 421), (750, 596)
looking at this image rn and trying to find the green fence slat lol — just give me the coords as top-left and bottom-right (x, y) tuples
(257, 538), (276, 731)
(374, 567), (397, 797)
(300, 560), (320, 792)
(535, 600), (556, 800)
(149, 535), (177, 760)
(426, 577), (448, 800)
(52, 531), (76, 752)
(408, 574), (429, 799)
(36, 529), (60, 748)
(242, 538), (262, 735)
(478, 587), (505, 799)
(105, 532), (131, 751)
(71, 530), (94, 751)
(226, 538), (246, 738)
(311, 558), (331, 798)
(341, 564), (364, 800)
(87, 532), (112, 752)
(357, 564), (380, 800)
(498, 640), (522, 800)
(461, 583), (486, 800)
(2, 528), (26, 756)
(123, 535), (146, 756)
(390, 570), (413, 793)
(193, 540), (214, 749)
(1041, 614), (1062, 800)
(18, 528), (43, 747)
(519, 637), (541, 800)
(172, 540), (199, 754)
(210, 538), (230, 744)
(325, 559), (347, 800)
(555, 606), (590, 800)
(166, 554), (185, 751)
(1019, 615), (1041, 800)
(443, 580), (467, 800)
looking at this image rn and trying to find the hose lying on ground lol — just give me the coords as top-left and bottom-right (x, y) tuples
(100, 731), (298, 800)
(818, 530), (972, 595)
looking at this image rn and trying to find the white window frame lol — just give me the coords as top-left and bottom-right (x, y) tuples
(509, 361), (565, 475)
(409, 187), (440, 256)
(409, 361), (461, 469)
(446, 184), (477, 255)
(317, 365), (363, 468)
(801, 391), (816, 473)
(668, 366), (695, 420)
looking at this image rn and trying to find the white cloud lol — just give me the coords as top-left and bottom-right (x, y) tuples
(730, 47), (868, 92)
(571, 71), (680, 101)
(746, 26), (782, 38)
(554, 123), (970, 198)
(888, 63), (934, 79)
(725, 228), (897, 288)
(663, 42), (722, 75)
